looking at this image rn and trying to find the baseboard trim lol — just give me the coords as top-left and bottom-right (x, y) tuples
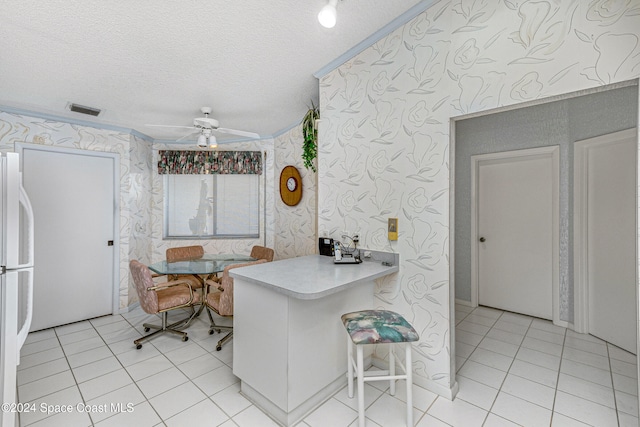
(455, 298), (474, 307)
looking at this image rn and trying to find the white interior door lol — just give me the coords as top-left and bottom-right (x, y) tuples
(21, 146), (116, 331)
(474, 147), (559, 320)
(575, 129), (637, 354)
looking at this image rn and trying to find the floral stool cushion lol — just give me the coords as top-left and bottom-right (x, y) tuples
(341, 310), (419, 345)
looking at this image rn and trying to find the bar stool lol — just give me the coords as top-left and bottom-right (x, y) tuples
(341, 310), (419, 427)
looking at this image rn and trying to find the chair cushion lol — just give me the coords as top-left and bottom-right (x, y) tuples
(156, 284), (200, 311)
(206, 259), (268, 316)
(166, 245), (205, 261)
(171, 274), (203, 289)
(130, 260), (160, 314)
(250, 246), (274, 262)
(206, 291), (222, 313)
(341, 310), (419, 344)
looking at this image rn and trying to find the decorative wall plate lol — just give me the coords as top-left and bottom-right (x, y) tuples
(280, 165), (302, 206)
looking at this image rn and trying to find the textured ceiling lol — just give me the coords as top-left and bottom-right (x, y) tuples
(0, 0), (424, 143)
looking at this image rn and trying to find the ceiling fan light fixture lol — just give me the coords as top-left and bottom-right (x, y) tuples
(149, 106), (260, 144)
(209, 134), (217, 148)
(197, 134), (208, 148)
(318, 0), (338, 28)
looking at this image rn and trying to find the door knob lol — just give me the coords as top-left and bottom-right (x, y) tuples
(479, 237), (486, 242)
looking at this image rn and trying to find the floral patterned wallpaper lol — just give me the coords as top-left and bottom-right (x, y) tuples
(317, 0), (640, 397)
(0, 112), (136, 311)
(274, 124), (317, 260)
(0, 111), (309, 314)
(128, 134), (154, 306)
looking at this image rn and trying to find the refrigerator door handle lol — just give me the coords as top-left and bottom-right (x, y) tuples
(16, 180), (34, 269)
(16, 268), (33, 359)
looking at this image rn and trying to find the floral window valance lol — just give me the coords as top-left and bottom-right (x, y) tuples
(158, 150), (262, 175)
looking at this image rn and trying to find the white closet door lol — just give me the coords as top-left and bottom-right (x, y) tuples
(476, 148), (558, 320)
(579, 130), (637, 353)
(22, 147), (116, 331)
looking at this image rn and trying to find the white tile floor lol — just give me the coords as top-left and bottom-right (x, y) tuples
(15, 304), (639, 426)
(454, 304), (639, 427)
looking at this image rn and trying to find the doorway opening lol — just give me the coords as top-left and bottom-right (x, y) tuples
(471, 146), (560, 323)
(449, 78), (639, 403)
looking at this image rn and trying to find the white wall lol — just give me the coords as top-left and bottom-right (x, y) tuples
(317, 0), (640, 396)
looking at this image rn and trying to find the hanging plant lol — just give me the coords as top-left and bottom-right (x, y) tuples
(302, 101), (319, 172)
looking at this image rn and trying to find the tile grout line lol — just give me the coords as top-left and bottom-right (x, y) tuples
(125, 311), (241, 425)
(548, 321), (568, 426)
(18, 313), (236, 426)
(606, 342), (622, 427)
(460, 308), (635, 427)
(92, 314), (170, 427)
(480, 309), (531, 426)
(16, 330), (65, 427)
(140, 315), (226, 425)
(70, 315), (132, 427)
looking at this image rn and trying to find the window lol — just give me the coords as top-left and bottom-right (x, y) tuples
(164, 174), (259, 239)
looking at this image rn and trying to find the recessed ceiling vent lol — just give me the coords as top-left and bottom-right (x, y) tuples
(68, 103), (102, 117)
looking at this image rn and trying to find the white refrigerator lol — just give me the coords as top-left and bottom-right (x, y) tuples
(0, 153), (35, 427)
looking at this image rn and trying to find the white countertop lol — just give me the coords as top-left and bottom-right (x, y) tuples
(229, 255), (399, 300)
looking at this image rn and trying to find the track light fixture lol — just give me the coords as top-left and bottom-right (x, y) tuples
(318, 0), (338, 28)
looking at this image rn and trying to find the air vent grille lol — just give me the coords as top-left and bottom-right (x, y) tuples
(68, 103), (101, 116)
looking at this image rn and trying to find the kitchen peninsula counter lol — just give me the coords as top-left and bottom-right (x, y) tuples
(230, 254), (398, 426)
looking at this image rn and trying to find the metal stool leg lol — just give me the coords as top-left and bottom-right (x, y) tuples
(347, 334), (354, 398)
(357, 345), (365, 427)
(389, 342), (396, 395)
(406, 343), (413, 427)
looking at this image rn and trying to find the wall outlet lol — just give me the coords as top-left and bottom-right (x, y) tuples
(388, 218), (398, 241)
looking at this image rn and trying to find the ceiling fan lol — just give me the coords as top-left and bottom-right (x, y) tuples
(147, 107), (260, 148)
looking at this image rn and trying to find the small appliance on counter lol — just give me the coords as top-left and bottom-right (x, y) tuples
(319, 237), (334, 256)
(319, 236), (361, 264)
(332, 240), (361, 264)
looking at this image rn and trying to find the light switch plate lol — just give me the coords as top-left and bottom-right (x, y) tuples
(388, 218), (398, 241)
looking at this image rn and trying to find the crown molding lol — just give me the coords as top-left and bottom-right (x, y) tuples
(313, 0), (437, 79)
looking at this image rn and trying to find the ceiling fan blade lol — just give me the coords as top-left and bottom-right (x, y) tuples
(176, 131), (200, 142)
(145, 124), (197, 130)
(215, 127), (260, 139)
